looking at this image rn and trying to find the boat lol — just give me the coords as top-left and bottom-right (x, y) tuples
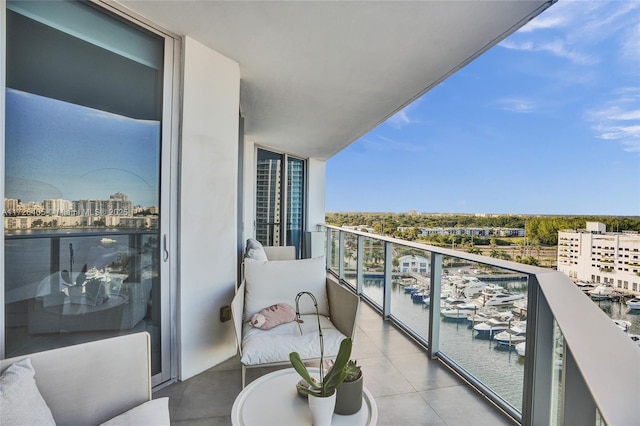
(612, 319), (632, 332)
(474, 317), (512, 336)
(628, 334), (640, 348)
(441, 302), (481, 319)
(459, 280), (488, 298)
(422, 294), (431, 307)
(588, 284), (616, 300)
(479, 291), (524, 307)
(626, 297), (640, 310)
(494, 322), (527, 346)
(515, 341), (526, 357)
(403, 284), (421, 294)
(412, 290), (428, 303)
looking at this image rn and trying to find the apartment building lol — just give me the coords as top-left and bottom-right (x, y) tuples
(557, 221), (640, 294)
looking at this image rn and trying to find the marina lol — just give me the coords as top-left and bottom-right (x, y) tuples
(356, 273), (640, 412)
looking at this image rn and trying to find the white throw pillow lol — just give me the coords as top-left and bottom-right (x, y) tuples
(0, 358), (56, 426)
(245, 238), (268, 262)
(100, 398), (170, 425)
(244, 256), (328, 318)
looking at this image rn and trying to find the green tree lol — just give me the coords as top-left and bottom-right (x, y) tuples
(467, 247), (482, 255)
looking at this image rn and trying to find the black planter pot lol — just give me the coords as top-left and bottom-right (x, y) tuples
(334, 375), (363, 415)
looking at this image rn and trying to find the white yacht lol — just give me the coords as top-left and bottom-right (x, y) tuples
(494, 323), (527, 346)
(588, 284), (616, 300)
(441, 302), (481, 319)
(626, 297), (640, 310)
(515, 341), (526, 357)
(474, 317), (512, 336)
(480, 291), (524, 307)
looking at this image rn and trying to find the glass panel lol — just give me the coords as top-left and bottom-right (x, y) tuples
(285, 157), (304, 257)
(256, 149), (283, 247)
(549, 320), (564, 426)
(4, 2), (164, 376)
(343, 233), (358, 288)
(329, 229), (340, 272)
(438, 255), (529, 411)
(361, 236), (384, 308)
(390, 246), (432, 338)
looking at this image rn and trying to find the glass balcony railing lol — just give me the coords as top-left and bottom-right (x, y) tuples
(4, 229), (161, 374)
(324, 225), (639, 425)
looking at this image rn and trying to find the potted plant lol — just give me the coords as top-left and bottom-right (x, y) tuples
(289, 291), (352, 426)
(334, 359), (363, 415)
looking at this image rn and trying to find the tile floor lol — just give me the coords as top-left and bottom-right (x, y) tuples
(154, 302), (515, 425)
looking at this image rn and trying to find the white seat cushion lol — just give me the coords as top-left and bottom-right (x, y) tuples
(240, 315), (346, 366)
(100, 398), (170, 425)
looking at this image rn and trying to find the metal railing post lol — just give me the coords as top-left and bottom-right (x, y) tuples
(383, 241), (392, 319)
(356, 235), (364, 295)
(428, 252), (442, 358)
(338, 231), (345, 279)
(521, 275), (553, 426)
(325, 227), (332, 271)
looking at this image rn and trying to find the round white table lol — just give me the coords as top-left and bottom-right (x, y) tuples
(231, 368), (378, 425)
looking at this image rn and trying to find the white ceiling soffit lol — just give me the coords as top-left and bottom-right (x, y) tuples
(120, 0), (555, 160)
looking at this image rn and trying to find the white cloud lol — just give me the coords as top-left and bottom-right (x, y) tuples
(586, 88), (640, 152)
(621, 23), (640, 61)
(519, 14), (568, 32)
(502, 0), (640, 65)
(494, 98), (537, 114)
(387, 108), (413, 128)
(499, 38), (595, 64)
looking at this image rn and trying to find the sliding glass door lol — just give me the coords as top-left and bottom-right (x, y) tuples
(3, 0), (174, 384)
(255, 148), (305, 257)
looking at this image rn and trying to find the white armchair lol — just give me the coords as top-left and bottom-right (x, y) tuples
(231, 242), (359, 387)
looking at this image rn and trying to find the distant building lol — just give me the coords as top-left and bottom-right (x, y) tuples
(398, 255), (430, 275)
(43, 199), (74, 215)
(557, 222), (640, 295)
(404, 227), (525, 237)
(4, 198), (19, 214)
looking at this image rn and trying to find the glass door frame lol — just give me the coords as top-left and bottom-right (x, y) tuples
(0, 0), (181, 387)
(254, 146), (307, 258)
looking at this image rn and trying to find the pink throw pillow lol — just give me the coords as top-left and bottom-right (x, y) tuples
(250, 303), (297, 330)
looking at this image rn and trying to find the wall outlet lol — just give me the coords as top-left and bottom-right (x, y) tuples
(220, 305), (232, 322)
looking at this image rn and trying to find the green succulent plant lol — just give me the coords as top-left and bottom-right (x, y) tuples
(289, 291), (352, 397)
(343, 359), (362, 382)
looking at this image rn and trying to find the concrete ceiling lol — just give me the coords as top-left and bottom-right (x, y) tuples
(119, 0), (554, 160)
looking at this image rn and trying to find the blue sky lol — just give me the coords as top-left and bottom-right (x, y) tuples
(5, 88), (160, 207)
(326, 0), (640, 216)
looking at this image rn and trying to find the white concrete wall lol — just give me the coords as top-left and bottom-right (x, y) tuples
(179, 36), (240, 380)
(307, 158), (326, 232)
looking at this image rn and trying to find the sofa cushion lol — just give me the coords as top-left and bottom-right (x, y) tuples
(241, 314), (346, 366)
(100, 398), (170, 425)
(244, 256), (328, 317)
(245, 238), (268, 262)
(0, 358), (55, 426)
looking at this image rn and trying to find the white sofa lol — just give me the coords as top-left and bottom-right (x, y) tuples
(232, 242), (359, 387)
(0, 332), (169, 425)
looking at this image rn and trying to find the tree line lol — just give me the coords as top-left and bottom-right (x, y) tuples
(326, 212), (640, 247)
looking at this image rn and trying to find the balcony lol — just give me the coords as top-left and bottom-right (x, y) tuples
(153, 226), (638, 425)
